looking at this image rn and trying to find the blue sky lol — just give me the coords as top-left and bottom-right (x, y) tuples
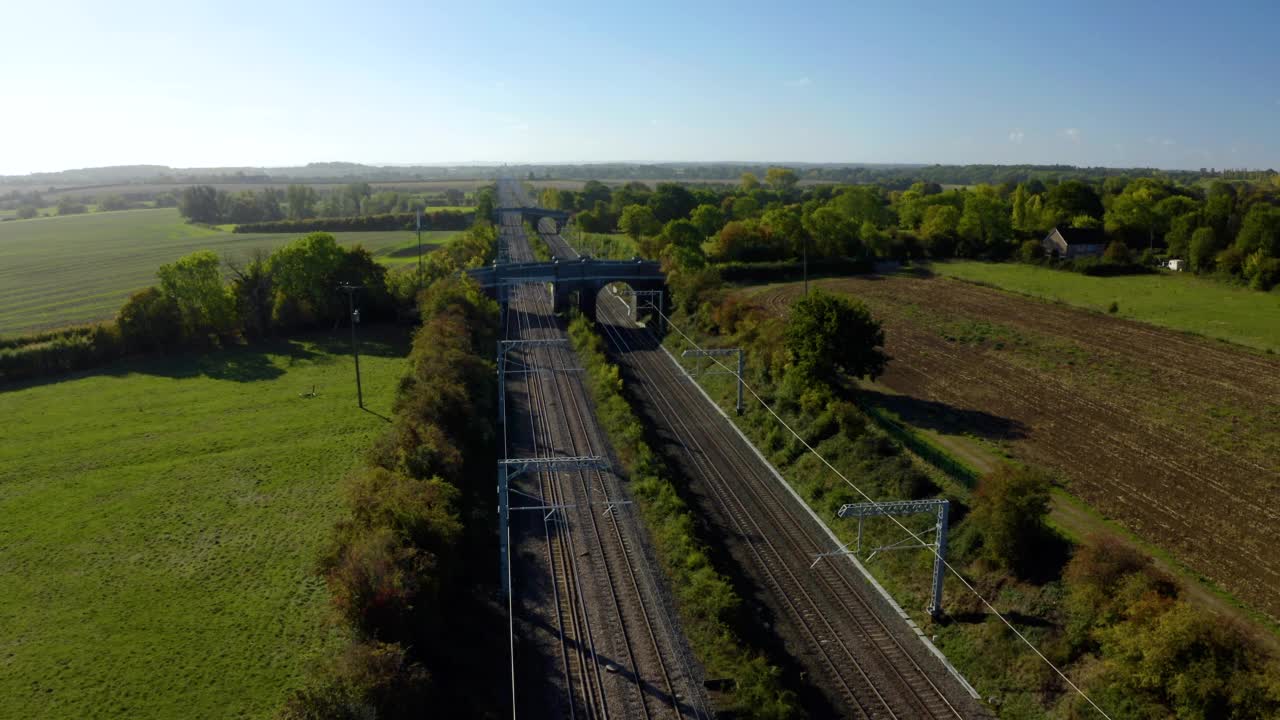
(1, 0), (1276, 174)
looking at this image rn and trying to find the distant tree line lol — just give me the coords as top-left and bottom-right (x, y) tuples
(176, 183), (480, 226)
(233, 210), (473, 234)
(548, 169), (1280, 291)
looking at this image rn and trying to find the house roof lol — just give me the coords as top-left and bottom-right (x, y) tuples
(1050, 226), (1107, 246)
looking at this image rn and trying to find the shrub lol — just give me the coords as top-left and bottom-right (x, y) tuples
(970, 465), (1054, 577)
(277, 640), (432, 720)
(235, 211), (472, 234)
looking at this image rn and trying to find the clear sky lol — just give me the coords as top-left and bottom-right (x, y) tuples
(1, 0), (1277, 175)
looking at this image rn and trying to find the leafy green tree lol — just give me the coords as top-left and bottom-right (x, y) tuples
(648, 183), (698, 223)
(286, 184), (319, 219)
(1011, 183), (1030, 233)
(269, 232), (348, 326)
(803, 206), (861, 258)
(690, 203), (725, 237)
(116, 286), (182, 351)
(1103, 239), (1133, 264)
(343, 182), (372, 215)
(656, 219), (707, 271)
(957, 187), (1012, 256)
(731, 195), (760, 220)
(761, 206), (805, 255)
(578, 180), (611, 210)
(98, 194), (128, 211)
(739, 172), (760, 192)
(970, 465), (1053, 577)
(443, 188), (465, 206)
(179, 185), (223, 223)
(1189, 227), (1221, 272)
(473, 187), (496, 224)
(156, 250), (237, 340)
(784, 290), (887, 384)
(1047, 179), (1104, 221)
(764, 167), (799, 194)
(16, 205), (38, 219)
(1019, 239), (1045, 263)
(619, 204), (660, 243)
(1235, 204), (1280, 256)
(55, 196), (87, 216)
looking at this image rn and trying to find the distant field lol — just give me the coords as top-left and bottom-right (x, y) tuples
(928, 260), (1280, 352)
(0, 208), (451, 334)
(0, 179), (494, 199)
(0, 327), (409, 719)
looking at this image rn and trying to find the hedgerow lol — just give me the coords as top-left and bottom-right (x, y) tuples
(234, 210), (473, 233)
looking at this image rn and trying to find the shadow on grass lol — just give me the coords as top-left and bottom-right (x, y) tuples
(861, 388), (1028, 442)
(2, 323), (411, 393)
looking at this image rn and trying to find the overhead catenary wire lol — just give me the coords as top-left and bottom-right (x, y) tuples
(649, 305), (1115, 720)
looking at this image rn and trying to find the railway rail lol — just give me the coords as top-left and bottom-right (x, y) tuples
(498, 181), (708, 720)
(512, 193), (986, 717)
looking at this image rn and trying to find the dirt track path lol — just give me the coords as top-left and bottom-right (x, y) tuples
(743, 274), (1280, 625)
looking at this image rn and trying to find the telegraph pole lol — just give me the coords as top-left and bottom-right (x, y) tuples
(338, 283), (364, 408)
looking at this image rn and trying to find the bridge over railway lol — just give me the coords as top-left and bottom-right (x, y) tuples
(467, 257), (667, 323)
(494, 206), (572, 233)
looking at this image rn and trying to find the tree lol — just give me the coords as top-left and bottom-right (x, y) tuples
(648, 183), (697, 224)
(55, 196), (87, 216)
(690, 203), (725, 237)
(657, 219), (707, 271)
(179, 185), (223, 224)
(1103, 239), (1132, 264)
(970, 465), (1053, 576)
(1011, 184), (1030, 233)
(443, 188), (465, 206)
(98, 194), (128, 211)
(618, 204), (660, 243)
(784, 290), (887, 384)
(765, 167), (799, 194)
(957, 187), (1012, 257)
(1189, 227), (1221, 272)
(731, 195), (760, 220)
(1235, 204), (1280, 257)
(473, 187), (496, 224)
(578, 180), (611, 210)
(761, 206), (805, 256)
(1019, 239), (1045, 263)
(269, 232), (348, 326)
(16, 205), (38, 219)
(1047, 180), (1104, 221)
(286, 184), (319, 219)
(739, 172), (760, 192)
(802, 206), (860, 258)
(156, 250), (237, 340)
(117, 286), (182, 351)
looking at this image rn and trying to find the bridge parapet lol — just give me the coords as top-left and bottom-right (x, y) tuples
(465, 258), (666, 325)
(495, 207), (572, 233)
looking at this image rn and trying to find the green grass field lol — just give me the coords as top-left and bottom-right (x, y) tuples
(0, 209), (453, 334)
(0, 327), (408, 719)
(928, 260), (1280, 352)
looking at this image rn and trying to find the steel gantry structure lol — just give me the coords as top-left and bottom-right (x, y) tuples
(826, 499), (952, 618)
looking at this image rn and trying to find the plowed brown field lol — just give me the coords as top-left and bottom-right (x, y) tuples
(741, 273), (1280, 624)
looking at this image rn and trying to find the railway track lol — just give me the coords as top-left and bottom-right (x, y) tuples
(498, 182), (708, 720)
(582, 282), (982, 718)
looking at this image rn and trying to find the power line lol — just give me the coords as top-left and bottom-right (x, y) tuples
(652, 307), (1115, 720)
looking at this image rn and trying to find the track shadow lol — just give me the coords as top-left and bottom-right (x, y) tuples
(860, 389), (1028, 442)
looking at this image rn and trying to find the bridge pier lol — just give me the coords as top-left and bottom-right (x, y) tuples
(552, 284), (570, 315)
(578, 286), (598, 322)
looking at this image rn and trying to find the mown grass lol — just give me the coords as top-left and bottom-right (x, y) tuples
(927, 260), (1280, 352)
(0, 327), (409, 720)
(0, 209), (443, 334)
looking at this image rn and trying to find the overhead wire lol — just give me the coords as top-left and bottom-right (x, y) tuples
(649, 305), (1115, 720)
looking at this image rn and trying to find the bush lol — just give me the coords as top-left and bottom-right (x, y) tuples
(970, 465), (1054, 577)
(1019, 239), (1045, 263)
(0, 324), (124, 382)
(278, 640), (432, 720)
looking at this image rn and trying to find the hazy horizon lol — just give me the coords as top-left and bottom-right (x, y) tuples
(2, 0), (1277, 176)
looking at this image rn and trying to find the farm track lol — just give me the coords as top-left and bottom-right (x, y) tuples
(586, 292), (986, 716)
(747, 275), (1280, 623)
(499, 181), (707, 720)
